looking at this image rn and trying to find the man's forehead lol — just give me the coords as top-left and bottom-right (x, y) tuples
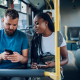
(4, 16), (12, 20)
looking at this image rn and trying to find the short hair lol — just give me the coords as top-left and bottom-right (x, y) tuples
(45, 11), (52, 16)
(5, 8), (19, 19)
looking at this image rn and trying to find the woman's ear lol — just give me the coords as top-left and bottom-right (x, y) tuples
(45, 21), (48, 26)
(2, 18), (4, 22)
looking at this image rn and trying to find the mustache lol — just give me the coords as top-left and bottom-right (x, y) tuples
(8, 29), (14, 31)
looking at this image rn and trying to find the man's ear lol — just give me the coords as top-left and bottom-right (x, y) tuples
(2, 18), (4, 22)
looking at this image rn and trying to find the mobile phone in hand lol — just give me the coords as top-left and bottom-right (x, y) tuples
(5, 49), (13, 55)
(37, 64), (47, 67)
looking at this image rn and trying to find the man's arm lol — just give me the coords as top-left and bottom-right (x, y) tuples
(7, 49), (28, 64)
(0, 54), (2, 63)
(20, 49), (28, 64)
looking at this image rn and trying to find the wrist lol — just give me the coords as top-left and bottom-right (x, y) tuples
(0, 54), (3, 60)
(20, 55), (23, 62)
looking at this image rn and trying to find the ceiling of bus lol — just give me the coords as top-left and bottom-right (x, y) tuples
(27, 0), (53, 10)
(27, 0), (76, 11)
(28, 0), (45, 10)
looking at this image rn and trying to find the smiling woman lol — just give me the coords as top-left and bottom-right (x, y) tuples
(31, 12), (68, 80)
(33, 13), (54, 37)
(33, 18), (47, 35)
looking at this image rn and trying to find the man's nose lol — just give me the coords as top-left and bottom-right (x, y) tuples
(10, 25), (14, 29)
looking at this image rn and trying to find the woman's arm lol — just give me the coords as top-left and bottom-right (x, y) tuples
(41, 45), (68, 68)
(60, 45), (68, 66)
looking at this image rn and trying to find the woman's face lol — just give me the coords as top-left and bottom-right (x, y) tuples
(33, 16), (48, 34)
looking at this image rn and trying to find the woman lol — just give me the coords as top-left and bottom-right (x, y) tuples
(31, 12), (68, 80)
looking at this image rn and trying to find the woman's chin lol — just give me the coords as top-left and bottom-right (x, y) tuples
(36, 32), (39, 34)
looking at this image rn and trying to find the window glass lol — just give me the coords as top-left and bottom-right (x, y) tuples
(0, 8), (6, 30)
(14, 0), (21, 11)
(18, 13), (27, 29)
(0, 0), (7, 7)
(21, 2), (27, 13)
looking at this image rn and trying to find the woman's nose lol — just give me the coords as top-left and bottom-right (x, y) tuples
(34, 25), (37, 29)
(34, 26), (36, 29)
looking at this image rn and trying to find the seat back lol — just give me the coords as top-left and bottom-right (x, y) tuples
(68, 27), (80, 41)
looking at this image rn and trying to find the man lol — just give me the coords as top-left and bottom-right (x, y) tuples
(45, 11), (53, 19)
(0, 8), (28, 80)
(45, 11), (55, 26)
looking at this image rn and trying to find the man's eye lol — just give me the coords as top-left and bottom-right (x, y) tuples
(7, 23), (10, 25)
(13, 24), (17, 26)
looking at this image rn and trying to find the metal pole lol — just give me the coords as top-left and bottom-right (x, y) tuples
(54, 0), (61, 80)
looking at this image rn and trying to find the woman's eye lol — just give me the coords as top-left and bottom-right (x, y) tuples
(36, 23), (39, 25)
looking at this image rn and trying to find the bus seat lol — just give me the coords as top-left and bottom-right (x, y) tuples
(62, 50), (80, 80)
(75, 49), (80, 73)
(26, 29), (34, 68)
(20, 27), (34, 68)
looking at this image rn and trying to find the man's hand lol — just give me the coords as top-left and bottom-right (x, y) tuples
(0, 52), (9, 60)
(7, 52), (22, 63)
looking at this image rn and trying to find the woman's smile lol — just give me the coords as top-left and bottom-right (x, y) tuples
(35, 29), (39, 32)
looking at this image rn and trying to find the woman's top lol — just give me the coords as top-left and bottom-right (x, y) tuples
(31, 32), (66, 62)
(41, 32), (66, 55)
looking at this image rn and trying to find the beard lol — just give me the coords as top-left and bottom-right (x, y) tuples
(4, 28), (17, 36)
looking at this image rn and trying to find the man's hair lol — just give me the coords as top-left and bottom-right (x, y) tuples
(5, 8), (19, 19)
(45, 11), (52, 16)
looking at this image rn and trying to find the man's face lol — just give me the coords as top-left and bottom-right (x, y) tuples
(3, 16), (18, 36)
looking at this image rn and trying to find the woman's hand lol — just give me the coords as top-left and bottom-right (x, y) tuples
(45, 61), (55, 67)
(40, 61), (55, 68)
(31, 62), (38, 69)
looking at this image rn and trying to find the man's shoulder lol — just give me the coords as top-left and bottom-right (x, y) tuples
(17, 30), (26, 35)
(0, 29), (3, 31)
(0, 29), (3, 34)
(17, 30), (27, 38)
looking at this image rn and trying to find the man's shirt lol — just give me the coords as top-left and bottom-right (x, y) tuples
(0, 29), (28, 69)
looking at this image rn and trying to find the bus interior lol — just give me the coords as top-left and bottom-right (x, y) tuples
(0, 0), (80, 80)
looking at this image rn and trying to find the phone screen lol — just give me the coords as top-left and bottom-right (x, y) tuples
(5, 49), (13, 55)
(37, 64), (47, 67)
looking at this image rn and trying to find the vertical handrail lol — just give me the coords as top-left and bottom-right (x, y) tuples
(54, 0), (61, 80)
(64, 25), (68, 42)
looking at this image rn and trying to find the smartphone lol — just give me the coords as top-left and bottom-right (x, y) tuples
(37, 64), (47, 67)
(5, 49), (13, 55)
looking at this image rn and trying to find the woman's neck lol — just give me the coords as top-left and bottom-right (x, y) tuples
(42, 29), (53, 37)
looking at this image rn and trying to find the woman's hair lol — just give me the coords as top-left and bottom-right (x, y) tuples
(31, 12), (54, 55)
(45, 11), (52, 16)
(36, 12), (54, 32)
